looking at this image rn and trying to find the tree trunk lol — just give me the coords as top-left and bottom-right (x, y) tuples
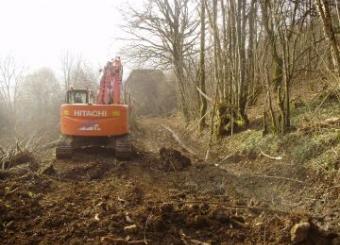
(315, 0), (340, 77)
(199, 0), (207, 131)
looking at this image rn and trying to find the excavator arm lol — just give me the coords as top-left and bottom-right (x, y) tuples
(96, 57), (123, 105)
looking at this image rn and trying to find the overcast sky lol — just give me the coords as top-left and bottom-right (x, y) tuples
(0, 0), (142, 75)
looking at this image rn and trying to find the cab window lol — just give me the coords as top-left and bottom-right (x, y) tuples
(67, 91), (89, 104)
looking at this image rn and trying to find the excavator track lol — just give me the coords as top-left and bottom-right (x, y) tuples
(56, 145), (73, 159)
(115, 135), (133, 160)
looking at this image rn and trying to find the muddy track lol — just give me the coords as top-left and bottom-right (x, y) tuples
(0, 118), (339, 244)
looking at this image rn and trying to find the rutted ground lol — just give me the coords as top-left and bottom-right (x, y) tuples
(0, 117), (339, 244)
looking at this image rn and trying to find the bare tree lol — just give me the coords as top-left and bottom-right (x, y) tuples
(18, 68), (61, 121)
(13, 68), (62, 138)
(0, 55), (23, 132)
(260, 0), (305, 134)
(314, 0), (340, 77)
(122, 0), (199, 121)
(60, 53), (98, 92)
(198, 0), (207, 131)
(71, 59), (98, 92)
(204, 0), (251, 136)
(60, 50), (75, 91)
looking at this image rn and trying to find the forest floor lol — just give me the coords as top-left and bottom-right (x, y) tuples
(0, 102), (340, 245)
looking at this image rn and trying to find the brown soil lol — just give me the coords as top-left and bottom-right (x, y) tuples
(0, 117), (339, 244)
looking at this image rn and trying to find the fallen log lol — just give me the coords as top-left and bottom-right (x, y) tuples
(253, 174), (304, 184)
(259, 149), (283, 160)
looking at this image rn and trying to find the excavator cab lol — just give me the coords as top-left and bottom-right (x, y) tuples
(66, 89), (89, 104)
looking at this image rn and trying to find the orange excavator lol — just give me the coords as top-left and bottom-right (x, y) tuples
(56, 57), (132, 159)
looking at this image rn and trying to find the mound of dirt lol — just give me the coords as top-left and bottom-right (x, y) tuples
(159, 147), (191, 171)
(46, 160), (115, 181)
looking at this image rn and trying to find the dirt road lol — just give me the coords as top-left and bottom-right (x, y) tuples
(0, 118), (339, 244)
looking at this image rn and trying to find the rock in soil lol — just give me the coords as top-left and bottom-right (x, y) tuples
(290, 221), (310, 243)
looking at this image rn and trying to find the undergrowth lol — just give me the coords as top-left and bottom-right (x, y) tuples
(220, 99), (340, 170)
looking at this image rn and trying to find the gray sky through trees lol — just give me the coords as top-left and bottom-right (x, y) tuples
(0, 0), (142, 73)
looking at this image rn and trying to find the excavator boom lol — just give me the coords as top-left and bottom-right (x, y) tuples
(97, 58), (123, 105)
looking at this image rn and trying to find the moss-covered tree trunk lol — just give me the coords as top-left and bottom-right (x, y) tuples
(260, 0), (291, 134)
